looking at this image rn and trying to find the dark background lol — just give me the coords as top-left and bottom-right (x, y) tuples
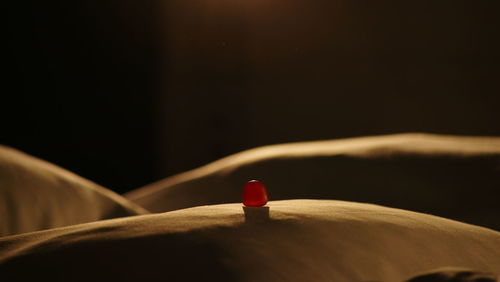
(4, 0), (500, 194)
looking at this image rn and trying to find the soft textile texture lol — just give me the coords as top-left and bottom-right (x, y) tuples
(0, 145), (148, 236)
(1, 200), (499, 282)
(126, 133), (500, 230)
(405, 267), (499, 282)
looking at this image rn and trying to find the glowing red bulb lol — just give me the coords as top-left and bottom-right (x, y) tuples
(242, 180), (268, 207)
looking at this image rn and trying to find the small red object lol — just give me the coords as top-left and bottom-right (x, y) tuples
(242, 180), (269, 207)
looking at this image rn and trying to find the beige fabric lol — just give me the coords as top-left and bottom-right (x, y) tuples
(0, 145), (148, 236)
(126, 133), (500, 229)
(1, 200), (499, 282)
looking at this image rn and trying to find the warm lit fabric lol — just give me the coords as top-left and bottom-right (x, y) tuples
(0, 145), (148, 236)
(1, 200), (499, 282)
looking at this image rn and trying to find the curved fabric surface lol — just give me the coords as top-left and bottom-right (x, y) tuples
(0, 145), (148, 236)
(1, 200), (499, 282)
(126, 133), (500, 230)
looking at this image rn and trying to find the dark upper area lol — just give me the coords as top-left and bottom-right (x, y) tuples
(4, 0), (500, 193)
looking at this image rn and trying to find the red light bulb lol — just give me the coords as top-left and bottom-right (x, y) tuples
(242, 180), (268, 207)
